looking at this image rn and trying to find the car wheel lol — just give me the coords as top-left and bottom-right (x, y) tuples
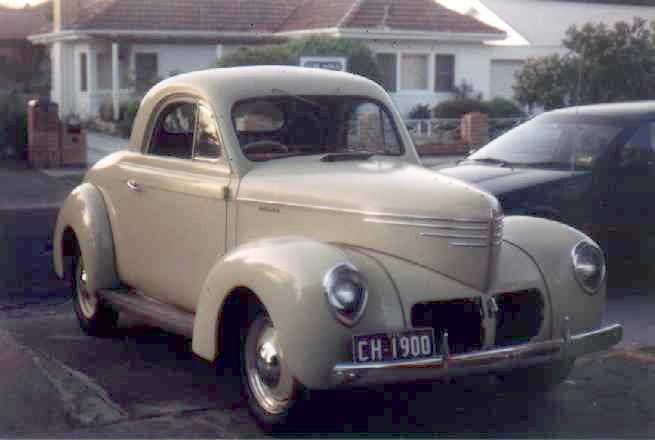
(72, 254), (118, 336)
(241, 311), (304, 432)
(496, 359), (575, 393)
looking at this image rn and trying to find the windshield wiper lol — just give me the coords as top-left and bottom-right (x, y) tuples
(321, 151), (376, 162)
(513, 161), (566, 169)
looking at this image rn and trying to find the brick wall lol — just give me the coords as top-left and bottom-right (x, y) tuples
(27, 100), (87, 168)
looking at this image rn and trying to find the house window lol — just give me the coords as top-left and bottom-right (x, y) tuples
(401, 54), (428, 90)
(97, 49), (130, 90)
(80, 53), (88, 92)
(435, 54), (455, 92)
(135, 53), (159, 93)
(376, 53), (397, 93)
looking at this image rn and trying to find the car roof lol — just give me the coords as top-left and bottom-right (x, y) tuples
(546, 101), (655, 121)
(145, 65), (386, 107)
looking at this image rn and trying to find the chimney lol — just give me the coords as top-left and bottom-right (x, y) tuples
(53, 0), (84, 32)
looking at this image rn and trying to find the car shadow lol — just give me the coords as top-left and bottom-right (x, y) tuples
(106, 317), (573, 438)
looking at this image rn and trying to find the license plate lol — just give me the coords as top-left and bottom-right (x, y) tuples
(353, 328), (435, 364)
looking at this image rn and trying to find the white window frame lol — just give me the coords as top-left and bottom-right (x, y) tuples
(399, 51), (432, 93)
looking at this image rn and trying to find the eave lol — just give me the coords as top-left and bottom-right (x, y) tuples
(28, 29), (283, 45)
(278, 27), (506, 42)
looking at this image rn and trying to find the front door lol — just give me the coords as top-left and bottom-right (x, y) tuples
(603, 121), (655, 286)
(111, 99), (230, 311)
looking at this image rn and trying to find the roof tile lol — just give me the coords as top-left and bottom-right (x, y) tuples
(30, 0), (502, 37)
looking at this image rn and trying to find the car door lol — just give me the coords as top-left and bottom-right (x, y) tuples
(111, 98), (231, 312)
(602, 121), (655, 284)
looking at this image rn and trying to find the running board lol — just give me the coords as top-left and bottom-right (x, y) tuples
(96, 289), (194, 338)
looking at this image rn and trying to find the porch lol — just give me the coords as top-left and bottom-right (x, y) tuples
(73, 40), (152, 120)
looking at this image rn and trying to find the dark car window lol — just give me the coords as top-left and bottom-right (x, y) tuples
(194, 104), (222, 161)
(617, 123), (654, 169)
(149, 102), (197, 159)
(232, 96), (403, 162)
(469, 118), (623, 171)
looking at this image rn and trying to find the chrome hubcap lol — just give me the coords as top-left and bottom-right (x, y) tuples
(245, 316), (294, 415)
(76, 259), (97, 319)
(256, 339), (281, 388)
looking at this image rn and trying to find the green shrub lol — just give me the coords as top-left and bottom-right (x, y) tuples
(408, 104), (432, 119)
(485, 97), (525, 118)
(215, 37), (383, 84)
(98, 98), (115, 122)
(216, 45), (295, 67)
(286, 36), (382, 83)
(0, 94), (28, 159)
(432, 98), (490, 118)
(117, 100), (140, 138)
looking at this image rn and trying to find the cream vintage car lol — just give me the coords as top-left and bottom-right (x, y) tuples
(53, 66), (622, 430)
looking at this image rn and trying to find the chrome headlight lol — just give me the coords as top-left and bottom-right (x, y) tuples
(323, 263), (368, 326)
(572, 240), (606, 294)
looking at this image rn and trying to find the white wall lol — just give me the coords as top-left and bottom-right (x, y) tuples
(367, 40), (492, 117)
(129, 43), (221, 78)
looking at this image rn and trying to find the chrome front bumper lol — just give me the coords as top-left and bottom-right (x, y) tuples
(332, 323), (622, 387)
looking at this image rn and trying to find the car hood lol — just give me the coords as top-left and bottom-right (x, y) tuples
(236, 156), (502, 292)
(437, 163), (577, 195)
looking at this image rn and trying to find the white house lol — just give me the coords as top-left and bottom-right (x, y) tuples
(438, 0), (655, 100)
(29, 0), (506, 119)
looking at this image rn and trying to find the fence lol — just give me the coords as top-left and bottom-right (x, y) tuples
(405, 115), (528, 155)
(488, 117), (528, 140)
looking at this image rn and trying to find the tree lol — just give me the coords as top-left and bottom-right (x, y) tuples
(513, 54), (577, 110)
(215, 37), (382, 84)
(0, 45), (50, 95)
(513, 17), (655, 110)
(216, 45), (295, 68)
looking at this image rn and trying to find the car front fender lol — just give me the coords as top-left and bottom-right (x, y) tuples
(53, 183), (120, 294)
(192, 236), (404, 389)
(501, 216), (606, 338)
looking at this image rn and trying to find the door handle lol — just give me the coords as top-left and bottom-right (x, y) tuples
(126, 180), (142, 192)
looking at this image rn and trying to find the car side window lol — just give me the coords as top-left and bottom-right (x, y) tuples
(618, 123), (651, 169)
(149, 102), (197, 159)
(194, 104), (222, 160)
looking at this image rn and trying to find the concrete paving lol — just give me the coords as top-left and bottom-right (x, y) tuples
(86, 131), (128, 166)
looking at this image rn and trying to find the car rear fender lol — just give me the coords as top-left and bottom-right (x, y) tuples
(53, 183), (120, 293)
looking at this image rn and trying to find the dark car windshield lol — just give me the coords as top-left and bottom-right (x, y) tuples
(468, 117), (624, 171)
(232, 95), (403, 162)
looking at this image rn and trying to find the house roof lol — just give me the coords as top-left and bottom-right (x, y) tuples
(479, 0), (655, 46)
(281, 0), (504, 34)
(0, 2), (50, 40)
(33, 0), (503, 39)
(65, 0), (306, 32)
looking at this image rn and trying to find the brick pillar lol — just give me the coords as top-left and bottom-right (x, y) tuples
(27, 99), (62, 168)
(461, 112), (489, 147)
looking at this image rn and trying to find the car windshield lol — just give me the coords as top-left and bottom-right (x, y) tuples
(232, 95), (403, 162)
(468, 118), (624, 171)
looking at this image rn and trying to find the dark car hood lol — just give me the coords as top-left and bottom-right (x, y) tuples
(437, 164), (582, 195)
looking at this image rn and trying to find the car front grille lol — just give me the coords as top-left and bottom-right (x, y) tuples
(494, 289), (544, 347)
(411, 299), (484, 355)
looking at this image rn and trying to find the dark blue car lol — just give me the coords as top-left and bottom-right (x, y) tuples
(439, 102), (655, 286)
